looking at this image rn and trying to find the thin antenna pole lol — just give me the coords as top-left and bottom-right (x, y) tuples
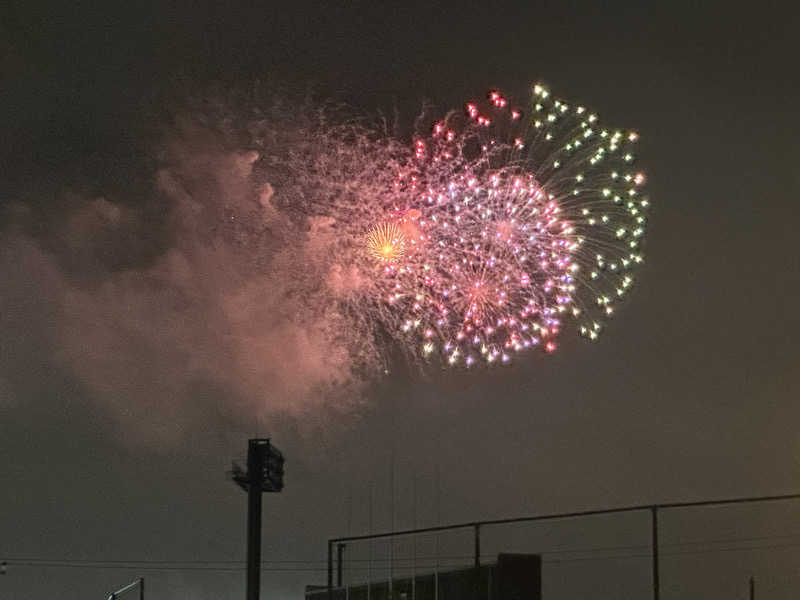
(389, 449), (394, 599)
(345, 486), (351, 600)
(367, 483), (373, 600)
(346, 485), (352, 536)
(412, 474), (417, 600)
(389, 395), (396, 600)
(434, 460), (440, 600)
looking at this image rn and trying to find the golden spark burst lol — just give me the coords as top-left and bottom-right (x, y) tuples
(366, 222), (406, 263)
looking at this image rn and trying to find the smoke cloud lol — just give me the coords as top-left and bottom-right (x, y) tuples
(0, 97), (387, 443)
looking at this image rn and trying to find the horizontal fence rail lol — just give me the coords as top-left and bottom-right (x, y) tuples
(327, 492), (800, 600)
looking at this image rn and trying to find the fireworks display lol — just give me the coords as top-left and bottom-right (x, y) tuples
(366, 84), (647, 365)
(264, 82), (648, 368)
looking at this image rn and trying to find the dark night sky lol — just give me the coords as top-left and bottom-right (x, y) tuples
(2, 1), (799, 599)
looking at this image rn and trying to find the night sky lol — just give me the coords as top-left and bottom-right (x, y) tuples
(2, 2), (799, 599)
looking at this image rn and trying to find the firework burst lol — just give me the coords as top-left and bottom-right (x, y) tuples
(253, 83), (648, 369)
(375, 84), (649, 365)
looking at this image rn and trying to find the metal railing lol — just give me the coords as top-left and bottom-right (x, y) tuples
(327, 492), (800, 600)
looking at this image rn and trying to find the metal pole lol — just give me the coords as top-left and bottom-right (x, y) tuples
(434, 534), (439, 600)
(337, 543), (345, 587)
(327, 540), (334, 599)
(411, 540), (416, 600)
(651, 507), (660, 600)
(412, 474), (417, 600)
(247, 440), (264, 600)
(474, 524), (481, 568)
(139, 577), (144, 600)
(750, 576), (755, 600)
(389, 458), (394, 600)
(368, 483), (372, 600)
(474, 524), (481, 600)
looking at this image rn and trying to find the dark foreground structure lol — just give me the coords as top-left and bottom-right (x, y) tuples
(307, 554), (541, 600)
(231, 438), (285, 600)
(324, 492), (800, 600)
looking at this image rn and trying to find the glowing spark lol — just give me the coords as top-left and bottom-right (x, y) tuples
(367, 223), (407, 263)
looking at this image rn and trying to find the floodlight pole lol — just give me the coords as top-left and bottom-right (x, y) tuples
(232, 438), (284, 600)
(247, 439), (265, 600)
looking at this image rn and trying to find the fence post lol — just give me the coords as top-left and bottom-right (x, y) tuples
(651, 507), (660, 600)
(474, 524), (481, 568)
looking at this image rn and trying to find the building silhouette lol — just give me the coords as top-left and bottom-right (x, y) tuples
(307, 553), (541, 600)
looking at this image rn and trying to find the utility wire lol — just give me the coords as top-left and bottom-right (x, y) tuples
(5, 538), (800, 573)
(7, 531), (800, 566)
